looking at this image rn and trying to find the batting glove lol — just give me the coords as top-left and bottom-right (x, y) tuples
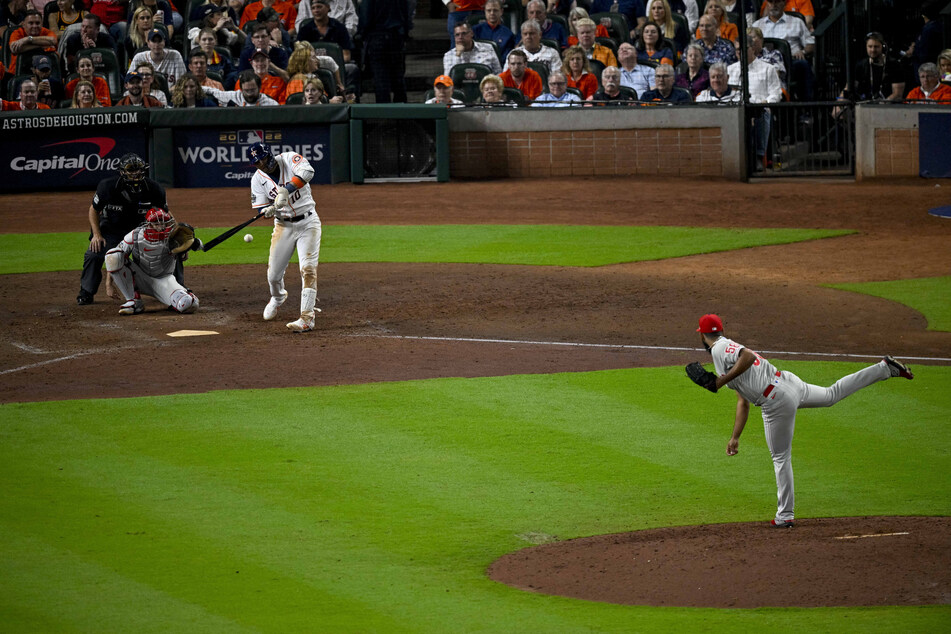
(262, 205), (277, 218)
(273, 187), (289, 209)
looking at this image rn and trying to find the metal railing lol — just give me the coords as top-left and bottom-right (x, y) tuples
(746, 102), (854, 177)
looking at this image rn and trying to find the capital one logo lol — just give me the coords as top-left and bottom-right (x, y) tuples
(10, 137), (120, 178)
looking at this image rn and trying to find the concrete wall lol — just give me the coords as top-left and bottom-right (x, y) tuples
(853, 104), (947, 180)
(447, 106), (744, 180)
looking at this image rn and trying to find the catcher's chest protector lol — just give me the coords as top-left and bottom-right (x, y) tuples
(131, 227), (176, 278)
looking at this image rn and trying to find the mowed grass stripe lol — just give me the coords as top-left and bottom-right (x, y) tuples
(0, 225), (854, 273)
(1, 365), (948, 631)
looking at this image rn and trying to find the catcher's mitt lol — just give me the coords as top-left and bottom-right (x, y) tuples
(685, 362), (718, 393)
(168, 223), (195, 254)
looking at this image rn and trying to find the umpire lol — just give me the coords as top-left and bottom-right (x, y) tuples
(77, 153), (181, 305)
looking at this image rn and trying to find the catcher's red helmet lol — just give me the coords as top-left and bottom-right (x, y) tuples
(144, 207), (175, 242)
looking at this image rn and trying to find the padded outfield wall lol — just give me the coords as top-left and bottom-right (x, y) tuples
(0, 104), (943, 190)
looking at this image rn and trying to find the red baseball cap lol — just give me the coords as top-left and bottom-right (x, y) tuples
(696, 314), (723, 333)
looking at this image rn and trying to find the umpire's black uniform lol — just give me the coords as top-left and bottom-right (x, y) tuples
(78, 176), (172, 303)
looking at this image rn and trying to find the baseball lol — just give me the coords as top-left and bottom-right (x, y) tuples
(243, 233), (253, 243)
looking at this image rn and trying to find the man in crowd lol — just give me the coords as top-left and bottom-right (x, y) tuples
(617, 41), (654, 97)
(444, 0), (485, 46)
(425, 74), (464, 106)
(237, 48), (286, 103)
(240, 0), (297, 36)
(531, 71), (582, 107)
(1, 78), (50, 110)
(840, 31), (904, 102)
(576, 18), (617, 68)
(443, 21), (501, 76)
(358, 0), (410, 103)
(592, 65), (636, 104)
(506, 20), (561, 75)
(204, 69), (280, 106)
(472, 0), (515, 61)
(499, 48), (543, 101)
(696, 13), (736, 66)
(114, 70), (163, 107)
(295, 0), (358, 38)
(523, 0), (567, 49)
(697, 61), (739, 102)
(28, 54), (64, 108)
(905, 63), (951, 103)
(237, 23), (290, 78)
(64, 14), (116, 74)
(188, 51), (224, 90)
(128, 27), (187, 86)
(753, 0), (814, 100)
(8, 9), (57, 73)
(640, 63), (692, 102)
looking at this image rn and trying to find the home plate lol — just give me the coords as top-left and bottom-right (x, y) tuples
(167, 330), (219, 337)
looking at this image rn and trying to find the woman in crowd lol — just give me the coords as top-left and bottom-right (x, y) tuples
(284, 41), (343, 102)
(566, 6), (609, 47)
(698, 0), (737, 43)
(479, 73), (515, 105)
(66, 55), (112, 106)
(562, 45), (599, 99)
(128, 0), (174, 40)
(47, 0), (84, 34)
(69, 80), (100, 108)
(675, 42), (709, 98)
(636, 22), (675, 66)
(939, 49), (951, 82)
(647, 0), (688, 54)
(170, 73), (217, 107)
(125, 6), (157, 60)
(302, 77), (340, 104)
(195, 27), (234, 80)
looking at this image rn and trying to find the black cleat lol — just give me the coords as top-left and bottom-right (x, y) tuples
(77, 290), (94, 305)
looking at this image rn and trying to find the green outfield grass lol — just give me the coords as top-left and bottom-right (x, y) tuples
(0, 225), (853, 274)
(1, 363), (948, 632)
(828, 276), (951, 333)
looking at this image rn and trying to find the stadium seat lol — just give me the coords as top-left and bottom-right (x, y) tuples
(449, 62), (492, 103)
(502, 86), (525, 106)
(527, 61), (548, 91)
(315, 67), (337, 98)
(475, 38), (504, 66)
(423, 87), (468, 103)
(284, 91), (304, 104)
(590, 12), (630, 44)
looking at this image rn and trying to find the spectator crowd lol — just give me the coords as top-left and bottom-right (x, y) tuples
(0, 0), (948, 110)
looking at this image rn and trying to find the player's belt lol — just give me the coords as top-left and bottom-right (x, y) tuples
(279, 211), (313, 223)
(762, 371), (782, 398)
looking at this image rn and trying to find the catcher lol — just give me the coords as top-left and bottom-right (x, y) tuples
(104, 208), (203, 315)
(686, 313), (914, 528)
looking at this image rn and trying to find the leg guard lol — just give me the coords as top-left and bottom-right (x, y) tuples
(300, 287), (319, 322)
(105, 250), (136, 301)
(170, 289), (199, 314)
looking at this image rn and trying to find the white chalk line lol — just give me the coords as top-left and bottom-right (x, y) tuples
(0, 351), (96, 376)
(834, 532), (910, 540)
(351, 334), (951, 363)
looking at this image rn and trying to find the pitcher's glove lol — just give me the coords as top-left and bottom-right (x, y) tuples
(686, 362), (718, 393)
(169, 223), (196, 254)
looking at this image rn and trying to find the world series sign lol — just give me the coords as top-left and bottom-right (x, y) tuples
(172, 126), (331, 187)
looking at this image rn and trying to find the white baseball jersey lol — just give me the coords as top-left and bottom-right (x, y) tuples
(710, 336), (781, 406)
(250, 151), (317, 220)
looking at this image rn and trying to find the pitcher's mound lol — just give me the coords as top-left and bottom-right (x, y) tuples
(488, 516), (951, 608)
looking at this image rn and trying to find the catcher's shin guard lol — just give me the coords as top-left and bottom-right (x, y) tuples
(105, 251), (136, 301)
(171, 289), (199, 313)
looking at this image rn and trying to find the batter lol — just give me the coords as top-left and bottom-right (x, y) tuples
(105, 208), (200, 315)
(695, 314), (914, 528)
(248, 142), (322, 333)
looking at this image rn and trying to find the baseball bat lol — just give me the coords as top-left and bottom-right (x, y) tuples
(201, 211), (266, 252)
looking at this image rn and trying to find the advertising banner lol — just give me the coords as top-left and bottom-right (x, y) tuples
(0, 111), (148, 191)
(172, 126), (331, 187)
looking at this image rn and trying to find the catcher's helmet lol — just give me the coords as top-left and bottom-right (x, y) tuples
(248, 142), (273, 166)
(118, 153), (149, 193)
(144, 207), (175, 242)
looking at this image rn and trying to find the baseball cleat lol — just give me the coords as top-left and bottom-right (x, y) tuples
(883, 356), (914, 380)
(286, 318), (314, 333)
(77, 290), (94, 305)
(118, 298), (144, 315)
(263, 290), (288, 321)
(771, 519), (795, 528)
